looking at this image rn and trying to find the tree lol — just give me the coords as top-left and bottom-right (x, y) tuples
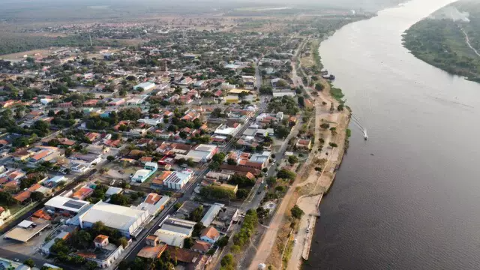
(86, 261), (97, 270)
(183, 237), (194, 249)
(274, 125), (290, 139)
(31, 191), (44, 201)
(174, 202), (183, 210)
(110, 194), (130, 206)
(277, 169), (296, 180)
(107, 155), (115, 162)
(291, 205), (304, 219)
(320, 123), (330, 129)
(70, 230), (93, 249)
(288, 155), (299, 164)
(189, 205), (204, 222)
(24, 259), (35, 267)
(266, 177), (277, 186)
(119, 237), (129, 248)
(216, 236), (229, 248)
(329, 142), (338, 148)
(212, 153), (226, 163)
(315, 83), (324, 91)
(227, 158), (237, 165)
(221, 254), (235, 268)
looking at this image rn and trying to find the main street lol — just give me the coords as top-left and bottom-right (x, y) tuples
(120, 99), (269, 267)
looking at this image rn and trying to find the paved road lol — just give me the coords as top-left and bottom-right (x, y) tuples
(120, 101), (270, 267)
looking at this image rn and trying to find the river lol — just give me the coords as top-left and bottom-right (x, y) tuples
(306, 0), (480, 269)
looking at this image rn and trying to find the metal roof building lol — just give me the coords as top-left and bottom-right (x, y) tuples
(45, 196), (90, 214)
(79, 201), (148, 238)
(200, 203), (224, 227)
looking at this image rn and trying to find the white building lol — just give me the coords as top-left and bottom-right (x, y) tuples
(45, 196), (90, 215)
(154, 216), (197, 247)
(79, 201), (148, 238)
(133, 82), (156, 92)
(200, 203), (224, 227)
(180, 144), (218, 163)
(131, 162), (158, 183)
(163, 170), (194, 190)
(214, 123), (242, 137)
(136, 193), (170, 217)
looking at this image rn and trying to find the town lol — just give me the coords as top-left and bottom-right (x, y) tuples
(0, 7), (360, 270)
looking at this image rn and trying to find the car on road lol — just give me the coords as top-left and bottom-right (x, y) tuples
(13, 259), (19, 262)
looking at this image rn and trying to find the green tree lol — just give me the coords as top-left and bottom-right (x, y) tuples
(23, 259), (35, 267)
(288, 155), (299, 164)
(107, 155), (115, 162)
(291, 205), (304, 219)
(277, 169), (296, 180)
(183, 237), (194, 249)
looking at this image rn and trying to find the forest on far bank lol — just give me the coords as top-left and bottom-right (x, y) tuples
(403, 0), (480, 82)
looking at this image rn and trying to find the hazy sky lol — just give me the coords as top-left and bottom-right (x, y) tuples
(0, 0), (404, 11)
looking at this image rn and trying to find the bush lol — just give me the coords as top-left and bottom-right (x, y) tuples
(291, 205), (304, 219)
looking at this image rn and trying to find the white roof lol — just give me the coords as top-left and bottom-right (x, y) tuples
(154, 229), (188, 247)
(105, 187), (123, 196)
(80, 201), (147, 231)
(18, 220), (34, 228)
(133, 169), (151, 179)
(200, 203), (224, 227)
(45, 196), (90, 213)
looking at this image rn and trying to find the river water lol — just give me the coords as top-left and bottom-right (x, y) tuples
(307, 0), (480, 269)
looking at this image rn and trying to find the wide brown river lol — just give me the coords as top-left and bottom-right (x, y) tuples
(306, 0), (480, 269)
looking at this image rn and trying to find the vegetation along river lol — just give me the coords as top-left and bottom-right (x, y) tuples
(306, 0), (480, 269)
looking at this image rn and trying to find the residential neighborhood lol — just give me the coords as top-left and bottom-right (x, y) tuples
(0, 16), (320, 270)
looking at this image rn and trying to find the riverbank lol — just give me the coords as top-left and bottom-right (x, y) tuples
(245, 33), (351, 269)
(403, 0), (480, 83)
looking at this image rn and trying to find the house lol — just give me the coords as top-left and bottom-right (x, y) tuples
(179, 144), (218, 163)
(43, 176), (67, 188)
(200, 226), (220, 244)
(154, 216), (196, 247)
(192, 240), (212, 254)
(133, 82), (156, 92)
(135, 193), (170, 217)
(72, 187), (94, 200)
(165, 246), (208, 270)
(137, 235), (167, 260)
(79, 201), (148, 238)
(131, 162), (158, 183)
(156, 170), (194, 190)
(45, 196), (90, 215)
(296, 139), (312, 151)
(77, 235), (125, 269)
(200, 203), (224, 227)
(0, 207), (11, 226)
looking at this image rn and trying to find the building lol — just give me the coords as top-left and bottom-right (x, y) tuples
(192, 240), (212, 254)
(77, 235), (125, 269)
(161, 170), (194, 190)
(180, 144), (218, 163)
(136, 193), (170, 217)
(200, 226), (220, 244)
(165, 246), (208, 270)
(45, 196), (91, 215)
(296, 139), (312, 151)
(131, 162), (158, 183)
(154, 216), (197, 247)
(200, 203), (224, 227)
(133, 82), (156, 92)
(4, 219), (50, 243)
(79, 201), (148, 238)
(0, 207), (11, 226)
(137, 235), (167, 260)
(72, 187), (94, 200)
(41, 231), (70, 255)
(43, 176), (67, 188)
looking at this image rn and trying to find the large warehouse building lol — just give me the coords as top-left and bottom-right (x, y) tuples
(79, 201), (148, 238)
